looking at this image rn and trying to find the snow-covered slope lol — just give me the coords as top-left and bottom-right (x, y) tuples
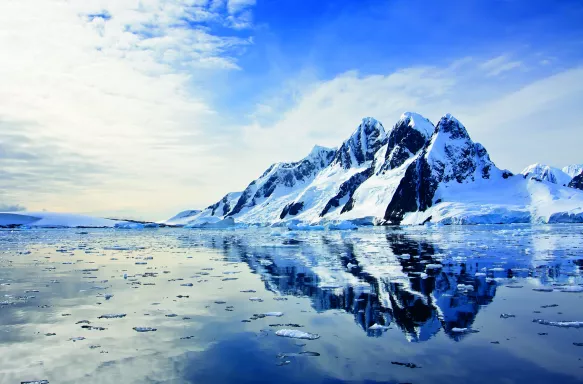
(224, 145), (337, 223)
(164, 191), (243, 226)
(521, 163), (572, 186)
(562, 164), (583, 178)
(0, 212), (121, 228)
(165, 209), (202, 225)
(169, 112), (583, 226)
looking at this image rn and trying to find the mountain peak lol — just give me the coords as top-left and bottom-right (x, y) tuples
(435, 114), (469, 139)
(397, 112), (435, 138)
(308, 145), (336, 158)
(562, 164), (583, 178)
(333, 117), (387, 168)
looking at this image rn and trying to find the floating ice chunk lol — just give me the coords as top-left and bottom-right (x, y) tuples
(133, 327), (157, 332)
(275, 329), (320, 340)
(114, 222), (145, 229)
(532, 288), (554, 292)
(98, 313), (126, 319)
(325, 220), (358, 230)
(425, 264), (442, 270)
(457, 284), (474, 291)
(263, 312), (284, 317)
(556, 286), (583, 293)
(391, 361), (420, 369)
(369, 323), (390, 331)
(104, 246), (134, 251)
(451, 327), (478, 333)
(532, 319), (583, 328)
(277, 351), (320, 358)
(21, 381), (49, 384)
(81, 325), (107, 331)
(287, 222), (325, 231)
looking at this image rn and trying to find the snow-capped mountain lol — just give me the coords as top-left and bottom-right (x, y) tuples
(169, 112), (583, 226)
(562, 164), (583, 178)
(521, 163), (572, 186)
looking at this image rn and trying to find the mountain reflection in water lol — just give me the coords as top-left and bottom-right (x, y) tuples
(176, 225), (581, 343)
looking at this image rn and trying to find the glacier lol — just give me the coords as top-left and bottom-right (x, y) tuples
(169, 112), (583, 227)
(0, 212), (123, 228)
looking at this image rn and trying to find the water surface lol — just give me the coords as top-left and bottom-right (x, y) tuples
(1, 225), (582, 383)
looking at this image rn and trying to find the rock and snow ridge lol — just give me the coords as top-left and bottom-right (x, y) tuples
(562, 164), (583, 178)
(521, 164), (572, 186)
(170, 112), (583, 226)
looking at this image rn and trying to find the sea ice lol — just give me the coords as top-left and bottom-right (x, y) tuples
(98, 313), (126, 319)
(532, 319), (583, 328)
(133, 327), (157, 332)
(275, 329), (320, 340)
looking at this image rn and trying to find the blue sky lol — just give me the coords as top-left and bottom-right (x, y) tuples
(214, 0), (583, 114)
(1, 0), (582, 219)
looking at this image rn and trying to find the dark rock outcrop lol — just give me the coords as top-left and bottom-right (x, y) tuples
(568, 172), (583, 190)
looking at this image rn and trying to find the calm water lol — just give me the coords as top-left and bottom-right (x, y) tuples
(1, 225), (582, 384)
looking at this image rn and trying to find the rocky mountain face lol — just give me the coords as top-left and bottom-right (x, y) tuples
(569, 172), (583, 190)
(383, 114), (510, 224)
(331, 117), (387, 169)
(169, 112), (583, 226)
(227, 145), (336, 217)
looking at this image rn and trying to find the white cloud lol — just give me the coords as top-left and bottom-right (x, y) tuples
(227, 0), (256, 14)
(0, 0), (255, 219)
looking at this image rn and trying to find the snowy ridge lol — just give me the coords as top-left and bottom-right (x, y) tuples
(521, 163), (572, 186)
(169, 112), (583, 226)
(562, 164), (583, 178)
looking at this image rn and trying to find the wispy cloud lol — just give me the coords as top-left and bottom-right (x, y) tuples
(238, 57), (583, 179)
(227, 0), (257, 14)
(480, 55), (524, 77)
(0, 203), (26, 212)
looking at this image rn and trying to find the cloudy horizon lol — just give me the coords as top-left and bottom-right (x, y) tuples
(1, 0), (582, 220)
